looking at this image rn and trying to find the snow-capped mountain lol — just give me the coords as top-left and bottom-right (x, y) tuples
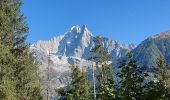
(31, 25), (134, 60)
(30, 25), (135, 96)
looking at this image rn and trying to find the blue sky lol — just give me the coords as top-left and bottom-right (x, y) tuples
(22, 0), (170, 45)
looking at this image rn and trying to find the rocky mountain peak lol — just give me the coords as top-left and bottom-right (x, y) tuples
(71, 25), (81, 33)
(32, 25), (135, 59)
(81, 25), (92, 36)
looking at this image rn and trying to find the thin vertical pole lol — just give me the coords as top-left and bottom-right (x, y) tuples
(47, 50), (51, 100)
(92, 54), (96, 100)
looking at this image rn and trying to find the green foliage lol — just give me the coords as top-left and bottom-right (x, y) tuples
(0, 42), (17, 99)
(118, 52), (146, 100)
(0, 0), (43, 99)
(57, 65), (89, 100)
(145, 56), (170, 100)
(14, 49), (43, 100)
(91, 36), (115, 100)
(145, 81), (165, 100)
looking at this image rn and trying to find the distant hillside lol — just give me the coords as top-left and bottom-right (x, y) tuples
(132, 30), (170, 68)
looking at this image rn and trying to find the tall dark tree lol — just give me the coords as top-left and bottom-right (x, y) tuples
(0, 41), (17, 99)
(118, 52), (146, 100)
(57, 65), (89, 100)
(145, 56), (170, 100)
(0, 0), (42, 99)
(90, 36), (115, 100)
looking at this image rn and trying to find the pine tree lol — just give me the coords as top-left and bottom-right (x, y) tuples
(144, 80), (165, 100)
(0, 0), (42, 99)
(13, 48), (43, 100)
(57, 65), (89, 100)
(90, 36), (115, 100)
(119, 52), (146, 100)
(0, 41), (17, 99)
(0, 1), (17, 99)
(157, 56), (170, 99)
(145, 56), (170, 100)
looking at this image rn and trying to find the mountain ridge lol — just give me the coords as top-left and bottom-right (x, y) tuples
(31, 25), (135, 59)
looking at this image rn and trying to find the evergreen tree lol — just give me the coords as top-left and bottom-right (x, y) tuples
(57, 65), (89, 100)
(119, 52), (146, 100)
(0, 41), (17, 99)
(90, 36), (115, 100)
(0, 0), (18, 99)
(144, 80), (165, 100)
(157, 56), (170, 99)
(145, 56), (170, 100)
(0, 0), (42, 99)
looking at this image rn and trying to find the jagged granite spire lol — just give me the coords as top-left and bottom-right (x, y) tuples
(71, 25), (81, 33)
(81, 24), (92, 36)
(31, 25), (134, 59)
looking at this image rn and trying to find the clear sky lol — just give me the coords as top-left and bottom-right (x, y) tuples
(22, 0), (170, 45)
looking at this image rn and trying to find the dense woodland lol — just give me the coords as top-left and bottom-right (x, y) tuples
(0, 0), (170, 100)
